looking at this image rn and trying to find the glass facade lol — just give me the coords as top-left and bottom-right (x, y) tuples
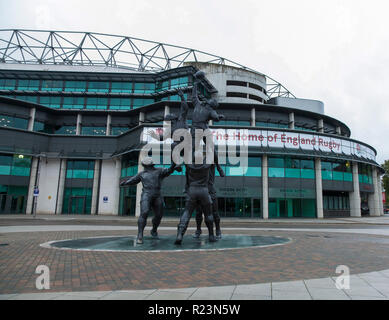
(111, 126), (130, 136)
(358, 163), (373, 184)
(323, 192), (350, 211)
(216, 120), (251, 127)
(134, 82), (155, 94)
(218, 197), (261, 218)
(268, 156), (316, 218)
(0, 114), (28, 130)
(256, 121), (289, 129)
(81, 126), (106, 136)
(17, 80), (39, 90)
(63, 160), (95, 215)
(111, 82), (132, 93)
(121, 154), (138, 177)
(109, 98), (131, 110)
(65, 81), (87, 92)
(41, 80), (63, 91)
(39, 96), (61, 108)
(268, 157), (315, 179)
(133, 98), (154, 109)
(88, 81), (109, 93)
(0, 79), (16, 90)
(218, 155), (262, 177)
(54, 125), (76, 135)
(86, 97), (108, 110)
(62, 187), (93, 215)
(33, 121), (55, 134)
(0, 185), (28, 214)
(119, 154), (138, 216)
(66, 160), (95, 179)
(63, 97), (85, 109)
(119, 186), (136, 216)
(0, 154), (31, 176)
(321, 160), (352, 182)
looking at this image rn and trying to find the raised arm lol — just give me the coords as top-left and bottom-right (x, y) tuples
(177, 89), (189, 122)
(216, 163), (225, 177)
(120, 173), (141, 186)
(191, 79), (201, 107)
(160, 163), (180, 178)
(209, 109), (224, 122)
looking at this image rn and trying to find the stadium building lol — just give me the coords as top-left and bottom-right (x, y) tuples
(0, 29), (384, 218)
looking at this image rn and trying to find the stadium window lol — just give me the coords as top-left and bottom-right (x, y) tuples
(88, 81), (109, 93)
(0, 79), (16, 90)
(226, 80), (247, 87)
(111, 82), (132, 93)
(64, 81), (87, 92)
(41, 80), (63, 91)
(17, 79), (40, 91)
(226, 92), (247, 98)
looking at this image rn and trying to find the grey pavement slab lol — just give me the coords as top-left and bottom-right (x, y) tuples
(188, 286), (236, 300)
(8, 292), (66, 300)
(152, 287), (198, 294)
(304, 277), (337, 289)
(231, 293), (271, 300)
(342, 286), (385, 298)
(100, 291), (150, 300)
(234, 283), (271, 296)
(271, 280), (307, 292)
(61, 291), (111, 298)
(0, 294), (19, 300)
(271, 290), (312, 300)
(306, 287), (350, 300)
(146, 291), (194, 300)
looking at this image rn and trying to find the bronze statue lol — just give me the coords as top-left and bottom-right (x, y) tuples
(120, 158), (178, 244)
(193, 162), (225, 239)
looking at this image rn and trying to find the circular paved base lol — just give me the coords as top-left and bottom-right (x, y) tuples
(43, 234), (291, 252)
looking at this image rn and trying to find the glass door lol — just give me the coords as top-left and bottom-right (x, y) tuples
(0, 194), (7, 214)
(69, 196), (86, 214)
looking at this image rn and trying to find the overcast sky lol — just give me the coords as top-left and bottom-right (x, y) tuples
(0, 0), (388, 164)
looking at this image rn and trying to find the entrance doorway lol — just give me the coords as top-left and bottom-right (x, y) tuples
(69, 196), (86, 214)
(0, 194), (26, 214)
(123, 196), (135, 216)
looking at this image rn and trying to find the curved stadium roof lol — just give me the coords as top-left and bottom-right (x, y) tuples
(0, 29), (295, 99)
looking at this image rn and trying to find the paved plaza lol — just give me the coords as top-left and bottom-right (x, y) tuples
(1, 214), (389, 300)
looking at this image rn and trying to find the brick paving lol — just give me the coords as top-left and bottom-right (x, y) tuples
(1, 226), (389, 294)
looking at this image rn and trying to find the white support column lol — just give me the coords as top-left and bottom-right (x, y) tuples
(349, 162), (361, 217)
(289, 112), (295, 130)
(28, 107), (36, 131)
(55, 159), (67, 215)
(91, 160), (101, 215)
(336, 126), (341, 135)
(97, 158), (122, 215)
(251, 108), (256, 127)
(139, 112), (145, 124)
(318, 119), (324, 133)
(76, 114), (82, 135)
(377, 173), (384, 216)
(106, 114), (111, 136)
(113, 158), (121, 215)
(164, 105), (170, 117)
(315, 158), (324, 219)
(135, 153), (144, 217)
(26, 157), (39, 214)
(369, 167), (381, 216)
(262, 154), (268, 219)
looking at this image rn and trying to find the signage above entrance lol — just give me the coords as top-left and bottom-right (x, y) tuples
(142, 127), (376, 162)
